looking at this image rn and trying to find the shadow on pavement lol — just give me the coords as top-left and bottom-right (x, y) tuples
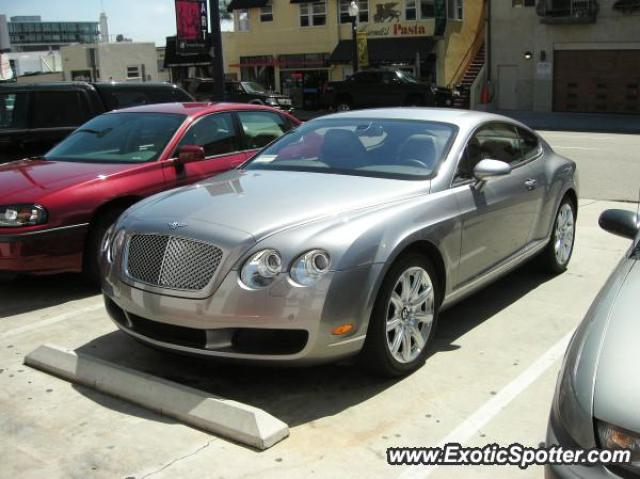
(72, 260), (553, 431)
(0, 273), (98, 319)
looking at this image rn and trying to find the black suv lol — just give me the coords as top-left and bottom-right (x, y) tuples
(330, 69), (457, 111)
(0, 81), (193, 163)
(185, 78), (294, 113)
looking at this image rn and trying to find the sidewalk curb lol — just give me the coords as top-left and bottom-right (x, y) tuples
(24, 344), (289, 450)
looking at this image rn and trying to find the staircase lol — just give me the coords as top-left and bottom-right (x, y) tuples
(452, 43), (485, 109)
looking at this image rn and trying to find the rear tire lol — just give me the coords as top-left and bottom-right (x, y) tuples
(335, 97), (352, 112)
(83, 208), (126, 287)
(539, 198), (576, 274)
(360, 253), (440, 377)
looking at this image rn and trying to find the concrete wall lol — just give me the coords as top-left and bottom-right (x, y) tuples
(62, 42), (159, 82)
(490, 0), (640, 112)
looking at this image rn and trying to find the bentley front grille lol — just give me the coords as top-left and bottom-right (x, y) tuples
(126, 234), (223, 291)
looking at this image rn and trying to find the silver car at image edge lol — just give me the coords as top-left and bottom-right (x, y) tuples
(546, 208), (640, 478)
(100, 108), (578, 376)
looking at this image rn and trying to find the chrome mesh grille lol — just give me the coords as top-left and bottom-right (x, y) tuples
(126, 234), (223, 291)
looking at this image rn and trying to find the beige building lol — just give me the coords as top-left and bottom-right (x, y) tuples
(61, 42), (160, 82)
(221, 0), (486, 108)
(489, 0), (640, 113)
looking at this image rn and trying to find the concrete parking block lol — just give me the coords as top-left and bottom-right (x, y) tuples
(24, 344), (289, 450)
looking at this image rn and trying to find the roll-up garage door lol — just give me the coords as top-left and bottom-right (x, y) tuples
(554, 50), (640, 114)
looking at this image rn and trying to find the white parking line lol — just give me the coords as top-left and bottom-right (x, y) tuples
(555, 146), (599, 150)
(397, 330), (574, 479)
(0, 303), (104, 341)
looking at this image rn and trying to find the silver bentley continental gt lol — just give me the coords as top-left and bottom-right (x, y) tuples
(101, 109), (578, 376)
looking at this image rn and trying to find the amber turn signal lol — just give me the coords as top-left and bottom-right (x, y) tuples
(331, 323), (354, 336)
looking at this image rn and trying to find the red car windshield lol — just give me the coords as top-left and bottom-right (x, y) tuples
(45, 112), (186, 164)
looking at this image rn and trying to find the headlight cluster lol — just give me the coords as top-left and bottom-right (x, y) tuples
(102, 227), (126, 263)
(265, 97), (279, 106)
(0, 204), (47, 227)
(597, 420), (640, 472)
(240, 248), (331, 289)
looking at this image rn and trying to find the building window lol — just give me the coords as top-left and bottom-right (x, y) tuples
(420, 0), (435, 18)
(512, 0), (535, 5)
(300, 1), (327, 27)
(235, 9), (250, 31)
(260, 2), (273, 22)
(447, 0), (463, 19)
(339, 0), (369, 23)
(127, 65), (141, 79)
(405, 0), (417, 20)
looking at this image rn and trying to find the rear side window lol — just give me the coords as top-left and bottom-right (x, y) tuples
(0, 93), (29, 129)
(32, 90), (90, 128)
(517, 127), (542, 163)
(237, 111), (290, 149)
(101, 90), (151, 110)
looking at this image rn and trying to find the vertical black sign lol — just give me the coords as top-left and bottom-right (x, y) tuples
(175, 0), (210, 55)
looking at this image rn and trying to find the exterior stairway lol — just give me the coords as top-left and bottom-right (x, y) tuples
(452, 43), (486, 109)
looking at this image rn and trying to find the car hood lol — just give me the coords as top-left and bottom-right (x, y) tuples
(593, 259), (640, 433)
(127, 169), (430, 240)
(0, 159), (133, 203)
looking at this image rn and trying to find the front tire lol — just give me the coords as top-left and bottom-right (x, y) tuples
(83, 208), (126, 286)
(539, 198), (576, 274)
(360, 253), (440, 377)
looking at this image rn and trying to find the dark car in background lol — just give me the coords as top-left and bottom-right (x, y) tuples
(0, 81), (193, 163)
(329, 69), (458, 111)
(185, 78), (294, 113)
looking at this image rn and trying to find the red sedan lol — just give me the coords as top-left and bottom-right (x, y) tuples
(0, 102), (300, 282)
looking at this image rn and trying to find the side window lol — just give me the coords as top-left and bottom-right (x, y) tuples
(178, 112), (239, 157)
(237, 111), (290, 149)
(0, 93), (29, 129)
(516, 127), (542, 163)
(103, 90), (152, 110)
(456, 123), (520, 179)
(32, 90), (89, 128)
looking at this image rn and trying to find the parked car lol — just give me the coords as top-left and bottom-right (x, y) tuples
(330, 69), (457, 111)
(101, 108), (578, 376)
(185, 77), (294, 113)
(0, 102), (299, 282)
(0, 81), (194, 164)
(546, 208), (640, 479)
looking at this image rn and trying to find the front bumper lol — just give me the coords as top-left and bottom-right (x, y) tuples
(102, 262), (380, 365)
(545, 410), (625, 479)
(0, 223), (88, 275)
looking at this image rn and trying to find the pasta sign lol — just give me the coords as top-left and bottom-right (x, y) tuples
(175, 0), (209, 55)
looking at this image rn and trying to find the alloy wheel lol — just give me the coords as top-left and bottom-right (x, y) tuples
(554, 203), (575, 266)
(385, 266), (435, 364)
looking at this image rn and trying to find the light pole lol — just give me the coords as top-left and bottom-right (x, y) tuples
(348, 0), (359, 74)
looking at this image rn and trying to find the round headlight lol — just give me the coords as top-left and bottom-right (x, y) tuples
(109, 229), (126, 263)
(240, 249), (282, 288)
(290, 250), (331, 287)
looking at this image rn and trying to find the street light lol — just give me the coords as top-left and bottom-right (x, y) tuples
(348, 0), (359, 74)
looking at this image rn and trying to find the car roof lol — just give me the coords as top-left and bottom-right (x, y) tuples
(0, 81), (184, 92)
(107, 101), (287, 117)
(317, 108), (523, 129)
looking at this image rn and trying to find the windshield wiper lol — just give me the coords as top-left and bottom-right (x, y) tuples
(76, 128), (113, 138)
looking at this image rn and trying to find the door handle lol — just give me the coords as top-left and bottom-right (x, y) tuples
(524, 179), (537, 191)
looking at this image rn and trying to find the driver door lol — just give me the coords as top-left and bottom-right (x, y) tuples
(453, 122), (540, 286)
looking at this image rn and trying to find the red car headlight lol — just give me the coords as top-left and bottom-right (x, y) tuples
(0, 204), (48, 227)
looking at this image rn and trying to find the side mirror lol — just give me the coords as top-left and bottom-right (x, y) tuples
(473, 159), (512, 180)
(176, 144), (205, 165)
(598, 209), (639, 240)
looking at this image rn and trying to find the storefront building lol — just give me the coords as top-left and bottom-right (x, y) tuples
(490, 0), (640, 113)
(222, 0), (485, 108)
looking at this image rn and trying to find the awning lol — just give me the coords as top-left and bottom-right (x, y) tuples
(227, 0), (268, 11)
(328, 37), (436, 65)
(164, 36), (211, 67)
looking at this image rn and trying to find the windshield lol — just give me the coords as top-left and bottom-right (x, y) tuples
(244, 118), (456, 180)
(397, 71), (418, 83)
(242, 82), (268, 94)
(45, 112), (186, 163)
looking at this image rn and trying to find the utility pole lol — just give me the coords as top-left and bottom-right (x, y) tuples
(209, 0), (225, 101)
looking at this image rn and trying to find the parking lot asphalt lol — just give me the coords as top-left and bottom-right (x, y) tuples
(0, 197), (632, 479)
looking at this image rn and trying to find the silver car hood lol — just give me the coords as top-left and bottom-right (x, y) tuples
(128, 169), (430, 240)
(593, 258), (640, 433)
